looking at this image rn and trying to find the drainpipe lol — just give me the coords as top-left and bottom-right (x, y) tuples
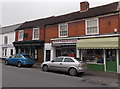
(117, 0), (120, 73)
(43, 25), (46, 62)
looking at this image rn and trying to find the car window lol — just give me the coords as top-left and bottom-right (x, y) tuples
(23, 55), (31, 58)
(53, 58), (63, 62)
(64, 58), (74, 62)
(15, 54), (20, 58)
(10, 55), (15, 58)
(19, 55), (23, 58)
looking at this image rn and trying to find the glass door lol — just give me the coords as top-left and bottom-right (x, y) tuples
(106, 49), (117, 72)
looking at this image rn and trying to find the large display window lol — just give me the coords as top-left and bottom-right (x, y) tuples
(82, 49), (104, 64)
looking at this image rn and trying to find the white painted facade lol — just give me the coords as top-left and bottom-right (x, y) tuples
(0, 31), (2, 58)
(44, 43), (56, 61)
(0, 24), (22, 59)
(1, 32), (16, 58)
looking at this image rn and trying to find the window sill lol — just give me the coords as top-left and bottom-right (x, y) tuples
(32, 38), (39, 40)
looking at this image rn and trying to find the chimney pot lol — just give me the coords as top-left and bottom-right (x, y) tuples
(80, 1), (89, 12)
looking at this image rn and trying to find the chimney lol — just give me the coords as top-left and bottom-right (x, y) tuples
(80, 1), (89, 12)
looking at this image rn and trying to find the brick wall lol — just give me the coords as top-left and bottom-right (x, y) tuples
(99, 15), (119, 34)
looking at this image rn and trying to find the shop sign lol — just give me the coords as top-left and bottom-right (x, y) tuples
(52, 39), (77, 44)
(14, 43), (42, 46)
(2, 44), (14, 48)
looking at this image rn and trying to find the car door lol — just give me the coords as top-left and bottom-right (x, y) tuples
(11, 54), (20, 65)
(8, 54), (16, 64)
(62, 57), (75, 72)
(49, 57), (64, 71)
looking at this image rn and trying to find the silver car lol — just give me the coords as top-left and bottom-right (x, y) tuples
(41, 56), (87, 76)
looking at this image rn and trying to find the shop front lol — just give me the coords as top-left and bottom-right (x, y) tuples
(13, 40), (44, 63)
(52, 39), (78, 58)
(77, 36), (120, 73)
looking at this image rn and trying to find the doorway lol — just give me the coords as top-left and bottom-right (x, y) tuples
(38, 49), (43, 63)
(106, 49), (117, 72)
(46, 50), (51, 61)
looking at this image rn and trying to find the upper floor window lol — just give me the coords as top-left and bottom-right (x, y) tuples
(86, 18), (99, 35)
(4, 36), (8, 44)
(33, 28), (39, 40)
(59, 23), (68, 37)
(18, 30), (24, 41)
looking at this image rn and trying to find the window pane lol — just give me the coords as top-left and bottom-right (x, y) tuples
(59, 24), (68, 37)
(33, 28), (39, 39)
(86, 19), (98, 34)
(53, 58), (63, 62)
(64, 58), (74, 62)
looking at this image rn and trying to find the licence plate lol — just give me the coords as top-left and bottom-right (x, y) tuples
(27, 60), (32, 61)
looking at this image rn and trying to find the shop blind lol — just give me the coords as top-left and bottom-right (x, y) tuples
(77, 37), (119, 49)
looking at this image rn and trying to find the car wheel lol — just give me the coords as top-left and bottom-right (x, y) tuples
(17, 62), (22, 68)
(5, 60), (9, 65)
(42, 65), (49, 72)
(69, 68), (77, 76)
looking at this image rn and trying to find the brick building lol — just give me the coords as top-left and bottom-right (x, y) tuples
(14, 1), (120, 73)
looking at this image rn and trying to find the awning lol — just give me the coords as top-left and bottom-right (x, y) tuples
(77, 37), (120, 49)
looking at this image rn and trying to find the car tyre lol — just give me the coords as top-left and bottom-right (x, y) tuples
(42, 65), (49, 72)
(69, 68), (77, 76)
(5, 60), (9, 65)
(17, 62), (22, 68)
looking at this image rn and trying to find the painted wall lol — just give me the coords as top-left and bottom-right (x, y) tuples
(2, 32), (16, 58)
(44, 43), (56, 61)
(0, 33), (2, 58)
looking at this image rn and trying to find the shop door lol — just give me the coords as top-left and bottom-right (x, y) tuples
(46, 50), (51, 61)
(38, 49), (42, 63)
(106, 49), (117, 72)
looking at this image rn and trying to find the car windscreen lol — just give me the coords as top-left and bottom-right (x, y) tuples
(23, 55), (32, 58)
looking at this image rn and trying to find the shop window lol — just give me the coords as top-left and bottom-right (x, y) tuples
(33, 28), (39, 40)
(18, 30), (24, 41)
(82, 49), (104, 64)
(86, 18), (99, 35)
(35, 49), (37, 59)
(4, 36), (8, 44)
(59, 23), (68, 37)
(62, 47), (76, 57)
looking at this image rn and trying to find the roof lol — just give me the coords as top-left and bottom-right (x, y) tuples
(1, 23), (22, 34)
(16, 2), (119, 30)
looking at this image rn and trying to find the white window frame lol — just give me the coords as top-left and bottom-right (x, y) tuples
(18, 30), (24, 41)
(85, 18), (99, 35)
(32, 28), (39, 40)
(59, 23), (68, 37)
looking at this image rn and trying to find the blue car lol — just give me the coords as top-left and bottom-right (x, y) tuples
(5, 54), (35, 67)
